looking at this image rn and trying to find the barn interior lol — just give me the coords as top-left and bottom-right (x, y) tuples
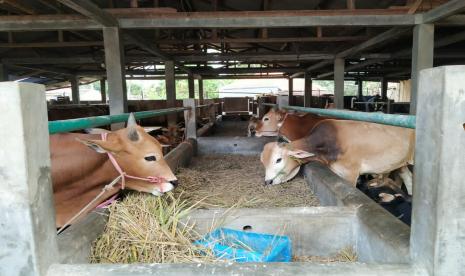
(0, 0), (464, 275)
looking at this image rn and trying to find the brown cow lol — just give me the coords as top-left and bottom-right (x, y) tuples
(260, 119), (414, 193)
(249, 109), (327, 142)
(51, 114), (178, 227)
(248, 108), (287, 137)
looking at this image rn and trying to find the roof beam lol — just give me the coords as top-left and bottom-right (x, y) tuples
(290, 27), (410, 78)
(422, 0), (465, 23)
(56, 1), (191, 74)
(0, 10), (418, 31)
(56, 0), (118, 27)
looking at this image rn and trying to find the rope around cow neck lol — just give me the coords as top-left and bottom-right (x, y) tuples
(56, 174), (122, 235)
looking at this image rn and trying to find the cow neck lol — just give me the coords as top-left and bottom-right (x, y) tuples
(289, 138), (328, 165)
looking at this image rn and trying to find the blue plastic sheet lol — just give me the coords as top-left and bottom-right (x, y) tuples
(194, 228), (292, 262)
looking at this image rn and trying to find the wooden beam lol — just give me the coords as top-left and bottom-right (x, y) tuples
(56, 0), (118, 27)
(407, 0), (424, 14)
(2, 0), (37, 14)
(347, 0), (355, 10)
(291, 27), (410, 78)
(422, 0), (465, 23)
(0, 9), (418, 31)
(0, 41), (103, 48)
(155, 35), (368, 44)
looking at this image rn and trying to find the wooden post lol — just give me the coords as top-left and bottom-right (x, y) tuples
(288, 78), (293, 105)
(188, 74), (195, 99)
(100, 79), (106, 103)
(103, 27), (127, 129)
(304, 72), (312, 107)
(70, 76), (80, 104)
(165, 60), (176, 126)
(198, 78), (204, 104)
(183, 98), (197, 139)
(334, 58), (345, 109)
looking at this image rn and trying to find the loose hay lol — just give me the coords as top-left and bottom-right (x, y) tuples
(91, 192), (222, 264)
(176, 155), (320, 208)
(293, 248), (358, 263)
(91, 154), (320, 264)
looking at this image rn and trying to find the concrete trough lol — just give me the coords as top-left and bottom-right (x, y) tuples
(57, 135), (410, 273)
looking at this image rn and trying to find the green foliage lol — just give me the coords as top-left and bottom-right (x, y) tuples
(123, 79), (234, 100)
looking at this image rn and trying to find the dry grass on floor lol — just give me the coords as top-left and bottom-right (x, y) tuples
(175, 155), (320, 208)
(90, 192), (221, 264)
(91, 154), (320, 264)
(293, 248), (358, 263)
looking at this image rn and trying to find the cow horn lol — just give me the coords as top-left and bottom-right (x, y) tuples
(127, 113), (139, 141)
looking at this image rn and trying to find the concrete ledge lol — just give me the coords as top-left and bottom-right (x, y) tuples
(57, 211), (107, 264)
(47, 263), (423, 276)
(186, 207), (357, 257)
(303, 162), (410, 263)
(165, 138), (196, 170)
(197, 137), (275, 155)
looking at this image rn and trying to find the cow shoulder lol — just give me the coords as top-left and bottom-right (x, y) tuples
(306, 119), (342, 162)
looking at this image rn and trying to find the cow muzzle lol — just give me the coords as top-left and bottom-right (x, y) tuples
(151, 181), (176, 196)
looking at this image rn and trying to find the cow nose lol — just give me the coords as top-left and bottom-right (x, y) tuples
(169, 180), (179, 187)
(264, 179), (273, 186)
(250, 131), (256, 136)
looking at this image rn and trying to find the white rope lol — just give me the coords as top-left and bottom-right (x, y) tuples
(56, 175), (123, 235)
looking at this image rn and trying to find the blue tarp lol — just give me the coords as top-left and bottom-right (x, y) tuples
(194, 228), (292, 262)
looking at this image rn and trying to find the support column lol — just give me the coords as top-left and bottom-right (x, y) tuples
(304, 72), (312, 107)
(334, 58), (345, 109)
(100, 79), (106, 103)
(198, 78), (204, 104)
(357, 78), (363, 99)
(381, 77), (388, 100)
(410, 24), (434, 115)
(103, 27), (127, 129)
(188, 74), (195, 99)
(165, 60), (176, 126)
(0, 82), (58, 276)
(288, 77), (293, 105)
(0, 63), (8, 81)
(183, 98), (197, 139)
(70, 76), (79, 104)
(411, 66), (465, 275)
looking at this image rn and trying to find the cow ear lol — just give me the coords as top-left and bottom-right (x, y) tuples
(288, 149), (315, 159)
(76, 138), (121, 154)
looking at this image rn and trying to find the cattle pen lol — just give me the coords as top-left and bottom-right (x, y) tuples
(0, 1), (464, 276)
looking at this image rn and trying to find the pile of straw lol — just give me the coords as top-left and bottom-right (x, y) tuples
(91, 192), (218, 264)
(91, 154), (320, 264)
(176, 155), (319, 208)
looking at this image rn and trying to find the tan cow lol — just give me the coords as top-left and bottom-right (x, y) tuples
(248, 108), (287, 137)
(248, 108), (327, 141)
(260, 119), (415, 193)
(51, 114), (178, 227)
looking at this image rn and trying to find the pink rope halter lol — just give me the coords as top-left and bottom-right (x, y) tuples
(101, 132), (167, 190)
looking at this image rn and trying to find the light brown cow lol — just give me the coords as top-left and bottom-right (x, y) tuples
(260, 119), (415, 193)
(248, 108), (327, 141)
(248, 108), (287, 137)
(51, 114), (177, 227)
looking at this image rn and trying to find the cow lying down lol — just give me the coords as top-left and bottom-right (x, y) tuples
(51, 114), (178, 227)
(260, 119), (415, 194)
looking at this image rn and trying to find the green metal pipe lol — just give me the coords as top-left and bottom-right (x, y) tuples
(262, 103), (277, 107)
(281, 105), (416, 129)
(48, 107), (189, 134)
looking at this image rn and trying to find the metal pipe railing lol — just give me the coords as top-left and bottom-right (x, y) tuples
(281, 105), (416, 129)
(48, 107), (189, 134)
(261, 103), (277, 107)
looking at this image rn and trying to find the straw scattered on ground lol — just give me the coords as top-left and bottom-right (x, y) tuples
(91, 154), (320, 264)
(293, 247), (358, 263)
(91, 192), (221, 264)
(176, 155), (320, 208)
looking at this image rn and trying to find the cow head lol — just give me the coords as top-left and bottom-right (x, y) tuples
(248, 116), (259, 137)
(260, 142), (314, 185)
(78, 114), (178, 196)
(253, 108), (287, 137)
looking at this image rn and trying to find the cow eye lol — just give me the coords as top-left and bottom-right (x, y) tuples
(276, 158), (282, 163)
(264, 117), (269, 121)
(144, 155), (157, 161)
